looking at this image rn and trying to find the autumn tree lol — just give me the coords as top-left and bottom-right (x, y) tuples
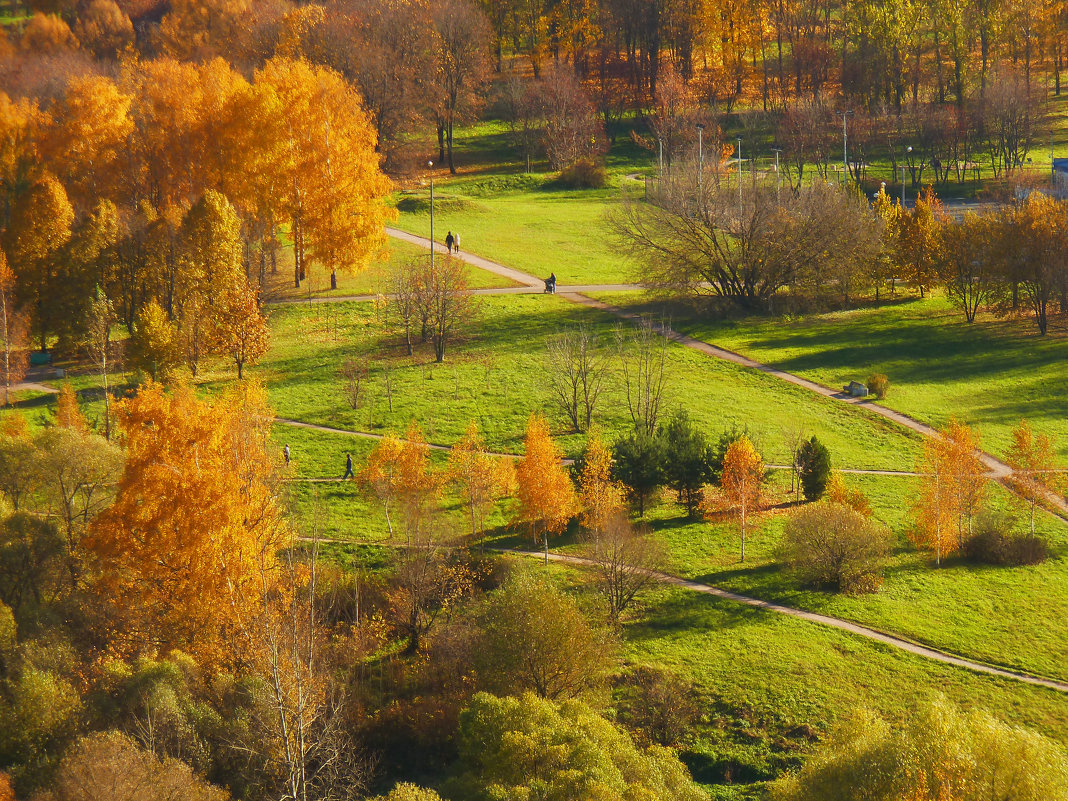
(128, 300), (178, 382)
(86, 381), (289, 662)
(1005, 192), (1068, 335)
(546, 324), (609, 434)
(2, 174), (74, 350)
(896, 186), (943, 298)
(447, 422), (514, 547)
(83, 288), (116, 439)
(471, 572), (616, 699)
(430, 0), (492, 173)
(577, 431), (626, 535)
(714, 436), (766, 563)
(0, 257), (27, 407)
(541, 67), (605, 171)
(1006, 419), (1064, 539)
(778, 503), (892, 594)
(54, 383), (87, 433)
(912, 421), (987, 565)
(74, 0), (134, 58)
(939, 211), (1002, 322)
(360, 434), (405, 538)
(513, 413), (577, 562)
(210, 279), (269, 379)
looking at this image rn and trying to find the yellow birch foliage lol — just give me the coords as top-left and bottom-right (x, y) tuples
(911, 420), (986, 565)
(513, 413), (576, 544)
(396, 421), (441, 542)
(86, 380), (289, 663)
(578, 431), (625, 534)
(55, 382), (88, 433)
(210, 279), (269, 380)
(448, 421), (516, 542)
(360, 433), (405, 538)
(825, 471), (873, 518)
(716, 436), (765, 563)
(1006, 419), (1064, 537)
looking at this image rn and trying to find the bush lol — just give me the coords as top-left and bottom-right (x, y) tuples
(614, 665), (698, 747)
(557, 158), (608, 189)
(963, 512), (1048, 566)
(866, 373), (890, 399)
(778, 502), (892, 594)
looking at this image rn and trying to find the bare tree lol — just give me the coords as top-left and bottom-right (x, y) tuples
(540, 66), (606, 170)
(339, 357), (369, 410)
(387, 256), (421, 355)
(613, 170), (880, 308)
(583, 512), (665, 624)
(615, 318), (668, 436)
(980, 67), (1045, 178)
(545, 325), (610, 433)
(423, 255), (476, 363)
(83, 288), (117, 439)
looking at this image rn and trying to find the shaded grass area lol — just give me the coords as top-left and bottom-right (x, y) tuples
(591, 292), (1068, 462)
(251, 293), (923, 470)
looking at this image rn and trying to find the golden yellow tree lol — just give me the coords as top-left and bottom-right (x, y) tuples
(253, 58), (394, 288)
(396, 421), (441, 545)
(1006, 419), (1064, 538)
(210, 279), (269, 379)
(912, 421), (987, 565)
(897, 186), (943, 298)
(55, 382), (87, 433)
(578, 430), (626, 535)
(0, 254), (28, 406)
(826, 471), (873, 518)
(360, 433), (405, 538)
(513, 413), (577, 563)
(717, 436), (765, 563)
(86, 381), (288, 663)
(448, 421), (515, 548)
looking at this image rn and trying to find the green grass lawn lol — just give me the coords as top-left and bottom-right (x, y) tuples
(590, 292), (1068, 463)
(249, 293), (923, 471)
(263, 236), (517, 302)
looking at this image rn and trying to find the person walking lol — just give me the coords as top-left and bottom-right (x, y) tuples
(444, 231), (454, 253)
(453, 231), (460, 253)
(343, 452), (354, 480)
(283, 444), (291, 467)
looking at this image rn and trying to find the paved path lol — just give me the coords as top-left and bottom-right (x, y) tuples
(9, 381), (58, 394)
(509, 549), (1068, 694)
(266, 282), (645, 307)
(387, 227), (544, 288)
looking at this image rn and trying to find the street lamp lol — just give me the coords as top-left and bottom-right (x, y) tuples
(696, 124), (705, 192)
(427, 160), (435, 268)
(658, 137), (664, 179)
(901, 146), (912, 206)
(836, 110), (854, 183)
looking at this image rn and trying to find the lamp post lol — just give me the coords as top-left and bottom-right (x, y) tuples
(836, 110), (854, 183)
(658, 137), (664, 179)
(696, 124), (705, 193)
(427, 160), (435, 268)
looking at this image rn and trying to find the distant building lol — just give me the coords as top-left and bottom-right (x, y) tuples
(1054, 158), (1068, 200)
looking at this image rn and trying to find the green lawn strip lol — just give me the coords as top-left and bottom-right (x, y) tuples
(591, 291), (1068, 462)
(255, 293), (922, 470)
(624, 582), (1068, 794)
(391, 174), (641, 286)
(546, 469), (1068, 684)
(265, 236), (517, 302)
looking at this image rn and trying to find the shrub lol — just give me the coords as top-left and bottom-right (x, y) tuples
(614, 665), (698, 747)
(866, 373), (890, 399)
(963, 511), (1048, 566)
(557, 158), (608, 189)
(778, 502), (892, 594)
(796, 436), (831, 502)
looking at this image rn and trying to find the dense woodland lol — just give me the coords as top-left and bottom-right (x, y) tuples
(1, 0), (1068, 799)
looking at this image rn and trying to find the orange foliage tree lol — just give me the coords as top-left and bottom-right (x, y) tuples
(514, 413), (577, 563)
(578, 430), (626, 535)
(447, 421), (515, 548)
(715, 435), (765, 563)
(0, 255), (27, 406)
(210, 279), (270, 379)
(86, 381), (289, 663)
(359, 433), (405, 538)
(396, 421), (442, 545)
(1006, 419), (1064, 538)
(55, 382), (88, 433)
(912, 421), (987, 566)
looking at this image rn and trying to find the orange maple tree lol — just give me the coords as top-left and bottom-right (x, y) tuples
(210, 279), (270, 379)
(55, 382), (88, 433)
(513, 413), (576, 562)
(359, 433), (405, 538)
(86, 380), (289, 663)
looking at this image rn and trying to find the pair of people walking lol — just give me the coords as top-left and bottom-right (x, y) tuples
(284, 444), (354, 482)
(444, 231), (460, 254)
